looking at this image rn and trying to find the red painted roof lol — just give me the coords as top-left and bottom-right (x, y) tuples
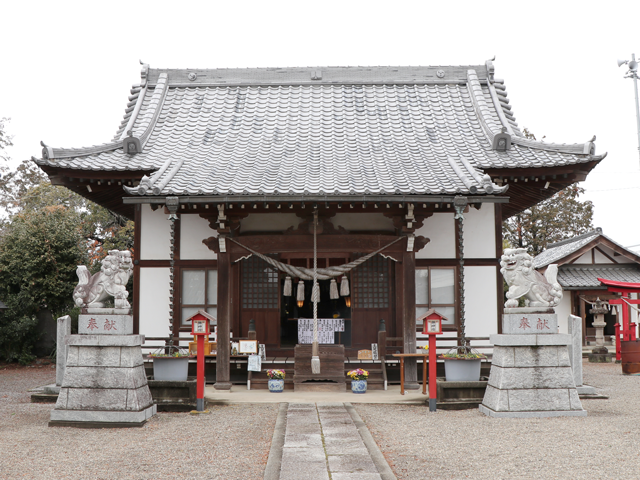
(597, 277), (640, 292)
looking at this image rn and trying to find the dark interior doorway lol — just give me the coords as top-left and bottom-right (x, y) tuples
(280, 278), (352, 347)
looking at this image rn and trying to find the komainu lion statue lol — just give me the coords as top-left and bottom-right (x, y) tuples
(73, 250), (133, 309)
(500, 248), (563, 308)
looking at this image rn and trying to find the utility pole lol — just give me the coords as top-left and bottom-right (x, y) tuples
(618, 54), (640, 164)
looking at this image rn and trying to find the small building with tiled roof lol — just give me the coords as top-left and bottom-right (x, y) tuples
(534, 228), (640, 344)
(33, 60), (606, 388)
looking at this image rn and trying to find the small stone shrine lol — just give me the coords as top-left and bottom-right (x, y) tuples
(480, 249), (586, 417)
(50, 250), (156, 427)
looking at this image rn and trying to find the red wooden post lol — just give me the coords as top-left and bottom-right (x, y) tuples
(615, 323), (622, 362)
(420, 309), (445, 412)
(428, 333), (437, 410)
(188, 310), (214, 412)
(197, 335), (205, 407)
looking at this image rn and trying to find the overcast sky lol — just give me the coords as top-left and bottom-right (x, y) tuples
(2, 0), (640, 249)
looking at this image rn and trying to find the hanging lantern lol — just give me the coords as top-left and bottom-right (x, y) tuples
(330, 279), (339, 300)
(344, 296), (351, 308)
(297, 280), (305, 308)
(283, 276), (292, 297)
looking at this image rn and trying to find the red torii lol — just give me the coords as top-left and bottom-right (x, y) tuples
(597, 278), (639, 361)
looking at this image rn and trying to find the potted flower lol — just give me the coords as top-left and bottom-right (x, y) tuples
(266, 369), (286, 393)
(438, 347), (486, 382)
(347, 368), (369, 394)
(148, 346), (191, 382)
(417, 344), (429, 354)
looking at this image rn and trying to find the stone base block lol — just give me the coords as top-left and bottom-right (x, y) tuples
(78, 314), (133, 335)
(577, 385), (597, 395)
(42, 384), (61, 394)
(51, 335), (156, 428)
(491, 333), (571, 347)
(502, 313), (558, 334)
(589, 353), (613, 363)
(479, 404), (587, 418)
(50, 404), (156, 427)
(481, 343), (586, 418)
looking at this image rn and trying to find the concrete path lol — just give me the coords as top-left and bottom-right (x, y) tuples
(264, 402), (396, 480)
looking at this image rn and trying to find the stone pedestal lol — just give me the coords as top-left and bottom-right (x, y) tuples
(480, 311), (586, 418)
(50, 333), (156, 427)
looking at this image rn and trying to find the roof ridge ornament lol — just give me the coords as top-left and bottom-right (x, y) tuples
(493, 127), (512, 151)
(122, 129), (142, 155)
(140, 60), (149, 87)
(40, 141), (54, 160)
(485, 57), (496, 84)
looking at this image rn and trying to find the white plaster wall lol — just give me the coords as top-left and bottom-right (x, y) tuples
(140, 204), (171, 260)
(240, 213), (301, 233)
(180, 214), (217, 260)
(573, 252), (592, 264)
(593, 249), (613, 264)
(139, 267), (171, 346)
(415, 213), (455, 259)
(463, 204), (496, 258)
(464, 266), (498, 339)
(556, 293), (572, 334)
(333, 213), (395, 231)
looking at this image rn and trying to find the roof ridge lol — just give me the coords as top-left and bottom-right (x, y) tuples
(38, 72), (168, 162)
(547, 228), (602, 248)
(466, 69), (497, 146)
(563, 264), (640, 270)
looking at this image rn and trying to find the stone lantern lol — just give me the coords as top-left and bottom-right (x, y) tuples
(589, 298), (611, 363)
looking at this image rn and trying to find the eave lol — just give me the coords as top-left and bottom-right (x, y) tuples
(484, 159), (603, 220)
(41, 166), (153, 219)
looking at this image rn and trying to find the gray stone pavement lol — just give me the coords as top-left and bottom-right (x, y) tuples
(265, 402), (396, 480)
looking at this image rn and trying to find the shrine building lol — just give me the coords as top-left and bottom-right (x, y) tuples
(534, 228), (640, 344)
(34, 61), (605, 388)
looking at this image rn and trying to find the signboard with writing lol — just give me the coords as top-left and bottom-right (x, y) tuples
(297, 318), (345, 344)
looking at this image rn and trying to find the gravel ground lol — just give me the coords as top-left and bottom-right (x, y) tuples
(356, 360), (640, 480)
(0, 363), (278, 480)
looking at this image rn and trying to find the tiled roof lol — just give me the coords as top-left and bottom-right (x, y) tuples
(558, 266), (640, 289)
(533, 228), (640, 269)
(34, 62), (604, 199)
(533, 230), (602, 268)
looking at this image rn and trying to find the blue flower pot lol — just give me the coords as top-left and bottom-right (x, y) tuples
(268, 379), (285, 393)
(351, 379), (367, 394)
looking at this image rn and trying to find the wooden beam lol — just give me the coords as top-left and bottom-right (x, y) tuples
(204, 234), (414, 255)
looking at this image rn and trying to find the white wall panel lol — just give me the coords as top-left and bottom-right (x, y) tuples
(463, 204), (496, 259)
(573, 252), (592, 264)
(464, 266), (499, 337)
(415, 213), (455, 259)
(139, 267), (171, 346)
(181, 214), (217, 260)
(140, 204), (171, 260)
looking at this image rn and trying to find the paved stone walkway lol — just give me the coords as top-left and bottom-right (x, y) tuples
(266, 402), (395, 480)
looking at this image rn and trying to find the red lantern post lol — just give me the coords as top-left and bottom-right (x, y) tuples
(421, 309), (444, 412)
(189, 311), (213, 412)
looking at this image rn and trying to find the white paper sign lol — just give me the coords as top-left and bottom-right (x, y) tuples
(248, 355), (262, 372)
(297, 319), (345, 344)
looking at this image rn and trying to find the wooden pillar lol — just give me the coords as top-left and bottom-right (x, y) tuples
(402, 250), (418, 389)
(214, 250), (232, 390)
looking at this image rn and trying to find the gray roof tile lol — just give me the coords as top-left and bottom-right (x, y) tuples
(34, 65), (604, 198)
(558, 266), (640, 289)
